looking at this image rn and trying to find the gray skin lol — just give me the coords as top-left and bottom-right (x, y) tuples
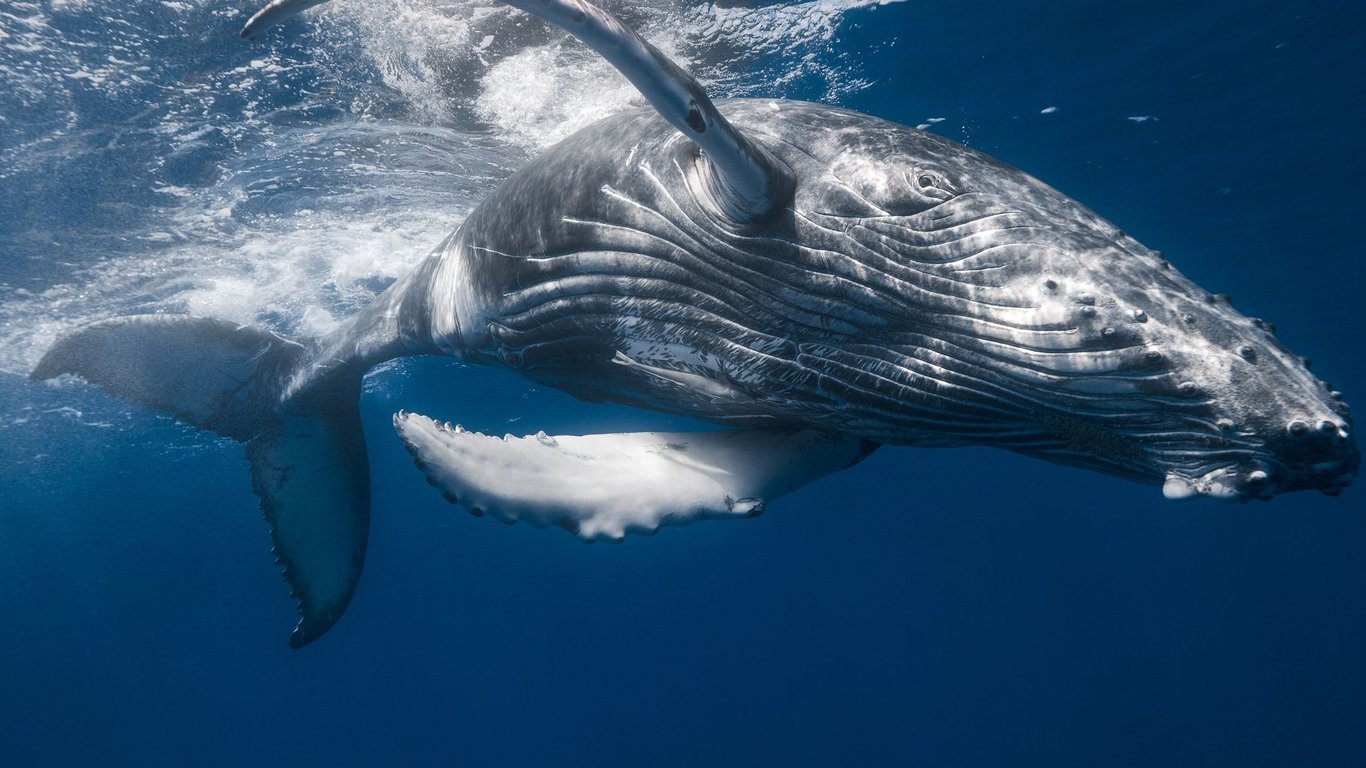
(319, 99), (1356, 501)
(34, 0), (1357, 647)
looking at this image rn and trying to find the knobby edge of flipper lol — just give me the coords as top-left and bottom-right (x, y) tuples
(394, 411), (879, 542)
(32, 315), (369, 648)
(240, 0), (794, 222)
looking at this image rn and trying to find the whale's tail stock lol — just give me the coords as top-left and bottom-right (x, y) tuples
(31, 315), (368, 648)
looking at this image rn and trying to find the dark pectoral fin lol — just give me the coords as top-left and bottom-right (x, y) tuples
(241, 0), (793, 221)
(241, 0), (329, 39)
(247, 392), (369, 648)
(497, 0), (794, 221)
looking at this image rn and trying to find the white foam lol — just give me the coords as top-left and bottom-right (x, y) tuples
(690, 0), (905, 54)
(474, 41), (645, 151)
(323, 0), (482, 122)
(681, 0), (901, 99)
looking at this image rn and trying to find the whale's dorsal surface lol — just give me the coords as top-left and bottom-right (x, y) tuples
(29, 0), (1357, 646)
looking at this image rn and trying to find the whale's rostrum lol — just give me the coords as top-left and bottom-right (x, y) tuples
(32, 0), (1357, 646)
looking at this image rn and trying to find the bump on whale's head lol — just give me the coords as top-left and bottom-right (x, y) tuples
(1139, 300), (1359, 502)
(775, 108), (1358, 501)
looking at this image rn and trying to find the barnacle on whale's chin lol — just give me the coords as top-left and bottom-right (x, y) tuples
(1162, 466), (1251, 502)
(1158, 419), (1359, 502)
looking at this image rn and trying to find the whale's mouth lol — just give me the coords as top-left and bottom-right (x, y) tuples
(1161, 443), (1359, 502)
(1162, 465), (1264, 502)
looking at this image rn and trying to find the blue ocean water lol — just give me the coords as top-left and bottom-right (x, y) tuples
(2, 0), (1364, 764)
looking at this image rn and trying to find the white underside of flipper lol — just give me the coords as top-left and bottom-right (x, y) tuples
(393, 412), (870, 541)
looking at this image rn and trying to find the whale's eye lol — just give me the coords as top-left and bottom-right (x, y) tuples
(911, 167), (955, 201)
(834, 155), (955, 214)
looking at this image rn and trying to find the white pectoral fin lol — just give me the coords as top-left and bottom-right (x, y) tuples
(393, 412), (874, 541)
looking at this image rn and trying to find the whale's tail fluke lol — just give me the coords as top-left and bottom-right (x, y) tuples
(32, 315), (369, 648)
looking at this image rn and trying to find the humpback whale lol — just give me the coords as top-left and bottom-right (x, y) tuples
(33, 0), (1358, 647)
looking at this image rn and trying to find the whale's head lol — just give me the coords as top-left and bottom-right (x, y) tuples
(778, 106), (1358, 501)
(1132, 298), (1359, 502)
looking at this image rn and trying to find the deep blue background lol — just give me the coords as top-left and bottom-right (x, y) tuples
(3, 1), (1365, 765)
